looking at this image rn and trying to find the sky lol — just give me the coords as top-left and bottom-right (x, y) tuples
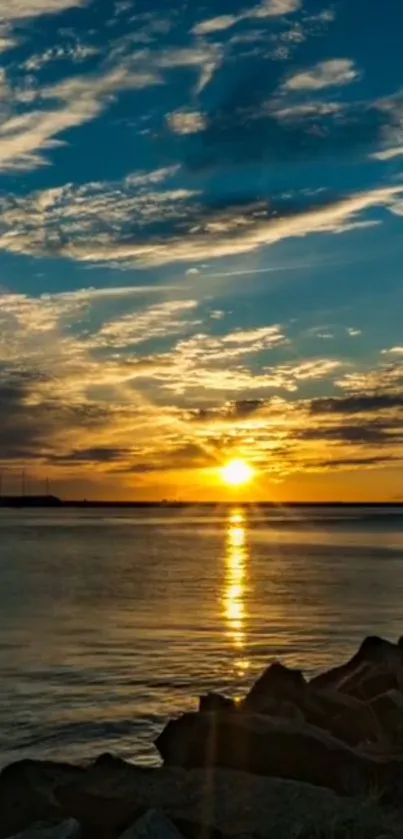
(1, 0), (403, 501)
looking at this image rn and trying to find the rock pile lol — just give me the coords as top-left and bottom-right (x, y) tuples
(4, 636), (403, 839)
(156, 635), (403, 797)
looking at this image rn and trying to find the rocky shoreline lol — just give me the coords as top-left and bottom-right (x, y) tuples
(4, 636), (403, 839)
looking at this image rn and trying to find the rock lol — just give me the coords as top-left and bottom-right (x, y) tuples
(243, 662), (307, 712)
(0, 760), (85, 839)
(369, 690), (403, 718)
(338, 667), (399, 702)
(62, 763), (403, 839)
(120, 811), (185, 839)
(155, 711), (394, 796)
(241, 662), (384, 747)
(310, 690), (386, 747)
(55, 785), (141, 839)
(366, 690), (403, 753)
(311, 637), (403, 693)
(198, 694), (236, 714)
(8, 822), (80, 839)
(3, 758), (403, 839)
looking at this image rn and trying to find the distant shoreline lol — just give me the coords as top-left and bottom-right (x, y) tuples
(1, 495), (403, 509)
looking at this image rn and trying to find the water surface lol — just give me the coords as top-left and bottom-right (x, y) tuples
(1, 505), (403, 767)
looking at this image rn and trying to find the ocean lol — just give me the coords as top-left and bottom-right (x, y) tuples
(1, 505), (403, 769)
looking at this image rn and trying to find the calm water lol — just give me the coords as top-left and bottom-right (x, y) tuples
(1, 505), (403, 769)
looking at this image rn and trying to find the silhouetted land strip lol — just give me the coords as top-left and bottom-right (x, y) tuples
(4, 635), (403, 838)
(1, 495), (403, 509)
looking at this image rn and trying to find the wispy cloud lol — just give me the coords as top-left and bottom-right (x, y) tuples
(283, 59), (360, 91)
(0, 0), (88, 20)
(0, 64), (162, 171)
(0, 181), (401, 267)
(373, 146), (403, 161)
(192, 0), (301, 36)
(92, 300), (201, 349)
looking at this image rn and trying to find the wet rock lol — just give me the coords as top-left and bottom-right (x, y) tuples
(198, 694), (236, 714)
(0, 760), (85, 839)
(120, 811), (185, 839)
(155, 711), (393, 795)
(311, 637), (403, 693)
(8, 821), (80, 839)
(56, 785), (141, 839)
(243, 662), (307, 712)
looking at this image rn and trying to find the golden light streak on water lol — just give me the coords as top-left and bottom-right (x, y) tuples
(223, 509), (250, 675)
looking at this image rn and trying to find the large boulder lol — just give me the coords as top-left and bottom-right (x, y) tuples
(242, 663), (307, 712)
(241, 662), (384, 747)
(0, 760), (85, 839)
(311, 637), (403, 693)
(155, 711), (396, 796)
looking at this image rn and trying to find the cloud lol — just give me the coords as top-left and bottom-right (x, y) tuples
(48, 446), (133, 464)
(382, 347), (403, 355)
(0, 178), (400, 269)
(0, 64), (162, 171)
(190, 85), (401, 174)
(24, 42), (99, 71)
(0, 30), (17, 52)
(283, 59), (359, 92)
(124, 165), (180, 187)
(192, 0), (301, 36)
(143, 43), (223, 94)
(0, 0), (88, 20)
(167, 111), (206, 135)
(319, 455), (396, 469)
(0, 172), (200, 256)
(300, 421), (399, 446)
(310, 393), (403, 415)
(49, 284), (183, 301)
(193, 15), (239, 36)
(373, 146), (403, 161)
(1, 286), (403, 485)
(92, 300), (200, 349)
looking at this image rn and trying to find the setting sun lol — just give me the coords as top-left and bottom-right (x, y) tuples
(220, 459), (255, 487)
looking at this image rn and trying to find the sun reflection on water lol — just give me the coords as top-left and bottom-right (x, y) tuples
(223, 508), (250, 675)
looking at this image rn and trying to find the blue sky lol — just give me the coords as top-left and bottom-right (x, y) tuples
(1, 0), (403, 500)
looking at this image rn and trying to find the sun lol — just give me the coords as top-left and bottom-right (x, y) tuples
(220, 459), (255, 487)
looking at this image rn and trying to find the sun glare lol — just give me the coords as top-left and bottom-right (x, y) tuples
(220, 459), (255, 487)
